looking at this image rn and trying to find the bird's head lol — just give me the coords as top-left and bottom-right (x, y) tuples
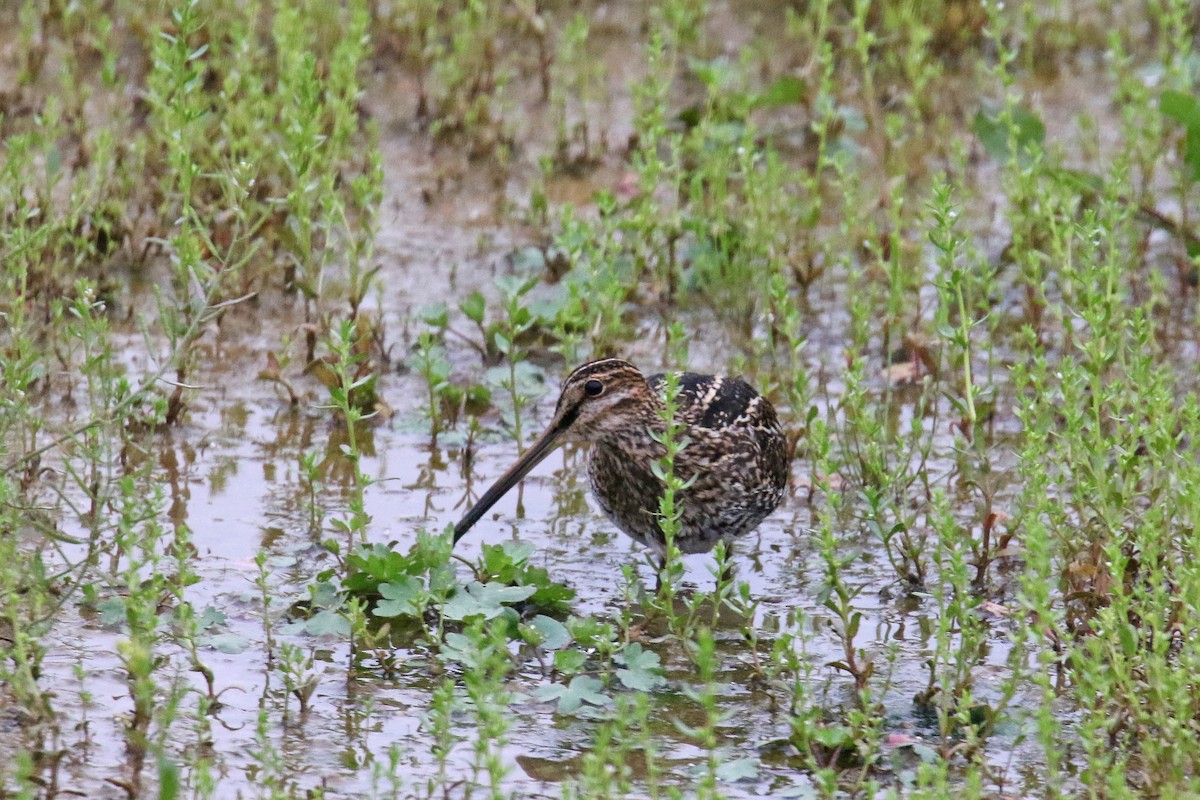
(452, 357), (659, 545)
(548, 358), (659, 443)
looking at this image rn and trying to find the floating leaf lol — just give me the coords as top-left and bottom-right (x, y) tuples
(484, 361), (545, 397)
(343, 543), (415, 595)
(528, 582), (576, 615)
(196, 606), (226, 630)
(715, 757), (759, 782)
(344, 536), (453, 599)
(554, 648), (587, 675)
(440, 632), (482, 668)
(615, 642), (666, 691)
(199, 632), (250, 654)
(509, 246), (547, 275)
(97, 596), (127, 627)
(527, 615), (571, 650)
(441, 581), (536, 622)
(481, 540), (533, 577)
(302, 609), (350, 637)
(373, 575), (425, 618)
(499, 539), (536, 564)
(909, 742), (939, 764)
(477, 541), (576, 615)
(535, 675), (611, 715)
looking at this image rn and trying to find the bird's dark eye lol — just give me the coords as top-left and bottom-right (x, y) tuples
(584, 379), (604, 397)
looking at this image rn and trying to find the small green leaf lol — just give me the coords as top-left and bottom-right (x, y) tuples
(753, 75), (806, 109)
(535, 675), (611, 714)
(460, 291), (486, 324)
(973, 103), (1045, 163)
(428, 563), (458, 595)
(1118, 621), (1139, 656)
(676, 104), (704, 128)
(688, 56), (734, 90)
(715, 757), (759, 782)
(46, 146), (62, 179)
(374, 575), (425, 618)
(1162, 90), (1200, 129)
(304, 609), (351, 637)
(1188, 128), (1200, 182)
(509, 246), (547, 274)
(477, 540), (575, 615)
(440, 632), (481, 668)
(441, 581), (536, 621)
(614, 643), (665, 691)
(478, 582), (538, 604)
(499, 539), (535, 564)
(418, 302), (449, 327)
(554, 648), (587, 675)
(494, 274), (536, 298)
(529, 581), (576, 615)
(196, 606), (226, 630)
(528, 615), (571, 650)
(909, 743), (939, 764)
(199, 632), (250, 654)
(811, 724), (855, 749)
(97, 596), (127, 627)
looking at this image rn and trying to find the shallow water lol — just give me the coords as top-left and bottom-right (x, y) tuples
(19, 328), (1029, 797)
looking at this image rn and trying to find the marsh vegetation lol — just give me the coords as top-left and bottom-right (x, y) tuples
(2, 0), (1200, 797)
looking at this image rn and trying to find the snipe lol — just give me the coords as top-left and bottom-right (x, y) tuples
(453, 358), (789, 559)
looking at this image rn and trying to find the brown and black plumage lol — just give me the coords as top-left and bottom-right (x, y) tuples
(453, 358), (789, 557)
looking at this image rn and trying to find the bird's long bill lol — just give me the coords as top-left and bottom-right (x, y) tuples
(453, 423), (566, 545)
